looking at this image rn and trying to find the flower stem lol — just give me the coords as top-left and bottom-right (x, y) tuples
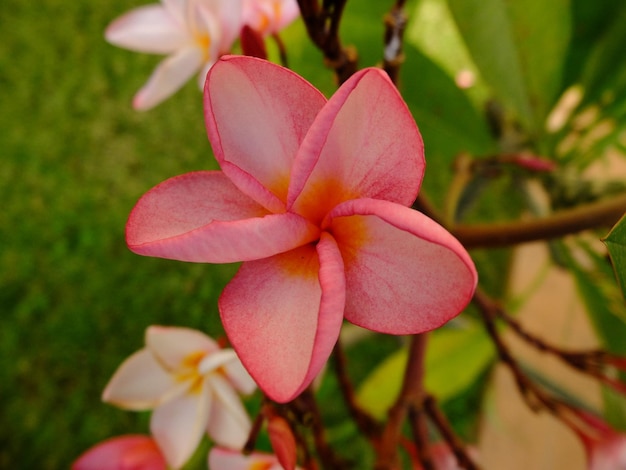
(374, 334), (428, 469)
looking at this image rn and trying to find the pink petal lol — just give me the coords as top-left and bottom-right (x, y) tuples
(208, 448), (280, 470)
(102, 349), (183, 410)
(289, 67), (425, 223)
(72, 435), (167, 470)
(151, 382), (212, 469)
(206, 375), (252, 449)
(324, 199), (477, 334)
(219, 233), (345, 402)
(146, 326), (218, 372)
(204, 56), (326, 210)
(126, 171), (320, 263)
(133, 46), (202, 110)
(105, 5), (190, 54)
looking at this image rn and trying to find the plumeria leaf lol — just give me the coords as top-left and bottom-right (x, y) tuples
(564, 241), (626, 356)
(401, 44), (495, 208)
(447, 0), (571, 132)
(356, 322), (495, 419)
(603, 213), (626, 301)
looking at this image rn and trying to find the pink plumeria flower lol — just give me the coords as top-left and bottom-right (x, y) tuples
(72, 435), (167, 470)
(105, 0), (242, 110)
(209, 447), (302, 470)
(102, 326), (256, 469)
(126, 56), (478, 403)
(572, 410), (626, 469)
(242, 0), (300, 36)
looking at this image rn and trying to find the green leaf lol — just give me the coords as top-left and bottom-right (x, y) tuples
(446, 0), (571, 133)
(578, 6), (626, 107)
(401, 44), (495, 207)
(356, 324), (495, 419)
(603, 213), (626, 301)
(563, 242), (626, 355)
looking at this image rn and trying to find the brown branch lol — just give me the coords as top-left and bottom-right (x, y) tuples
(296, 0), (358, 84)
(332, 339), (383, 439)
(423, 395), (480, 470)
(374, 334), (428, 469)
(383, 1), (408, 85)
(413, 192), (626, 249)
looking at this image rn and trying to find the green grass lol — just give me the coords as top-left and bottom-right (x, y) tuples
(0, 2), (241, 467)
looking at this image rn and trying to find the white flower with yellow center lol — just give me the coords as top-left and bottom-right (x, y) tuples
(102, 326), (256, 469)
(105, 0), (242, 110)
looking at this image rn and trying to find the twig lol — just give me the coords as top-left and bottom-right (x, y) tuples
(383, 1), (408, 85)
(296, 0), (358, 83)
(413, 192), (626, 249)
(423, 395), (480, 470)
(332, 339), (382, 439)
(374, 334), (428, 469)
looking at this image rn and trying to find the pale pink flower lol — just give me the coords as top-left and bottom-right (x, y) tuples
(72, 435), (167, 470)
(242, 0), (300, 36)
(105, 0), (242, 110)
(126, 56), (478, 403)
(102, 326), (256, 469)
(209, 447), (301, 470)
(573, 410), (626, 470)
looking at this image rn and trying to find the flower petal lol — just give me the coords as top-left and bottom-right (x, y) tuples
(102, 349), (183, 410)
(105, 4), (190, 54)
(133, 46), (202, 110)
(206, 374), (252, 449)
(222, 356), (257, 395)
(151, 381), (212, 469)
(208, 448), (279, 470)
(204, 55), (326, 210)
(219, 233), (345, 402)
(72, 435), (167, 470)
(146, 326), (218, 372)
(202, 0), (244, 52)
(126, 171), (320, 263)
(289, 67), (425, 223)
(325, 198), (477, 334)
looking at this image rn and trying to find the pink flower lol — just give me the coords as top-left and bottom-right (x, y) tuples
(105, 0), (242, 110)
(208, 447), (301, 470)
(573, 411), (626, 470)
(102, 326), (256, 469)
(242, 0), (300, 36)
(72, 435), (167, 470)
(126, 56), (478, 403)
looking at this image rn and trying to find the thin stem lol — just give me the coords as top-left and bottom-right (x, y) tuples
(295, 388), (349, 469)
(332, 339), (382, 439)
(271, 33), (289, 67)
(383, 1), (408, 85)
(375, 334), (428, 469)
(296, 0), (358, 83)
(423, 396), (480, 470)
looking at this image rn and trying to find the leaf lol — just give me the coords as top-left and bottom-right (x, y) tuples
(578, 6), (626, 108)
(563, 241), (626, 355)
(446, 0), (571, 133)
(401, 44), (495, 207)
(603, 213), (626, 301)
(356, 323), (495, 419)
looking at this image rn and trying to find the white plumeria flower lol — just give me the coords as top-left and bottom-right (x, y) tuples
(242, 0), (299, 36)
(102, 326), (256, 470)
(105, 0), (242, 110)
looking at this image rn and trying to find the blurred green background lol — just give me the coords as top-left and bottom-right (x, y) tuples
(3, 0), (626, 468)
(1, 1), (240, 467)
